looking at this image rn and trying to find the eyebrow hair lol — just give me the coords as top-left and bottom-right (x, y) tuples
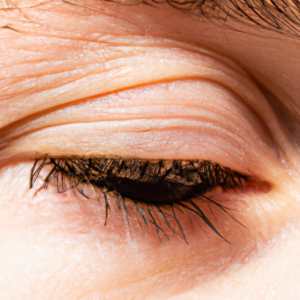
(192, 0), (300, 36)
(66, 0), (300, 36)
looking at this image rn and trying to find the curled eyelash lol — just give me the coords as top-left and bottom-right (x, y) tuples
(30, 155), (248, 243)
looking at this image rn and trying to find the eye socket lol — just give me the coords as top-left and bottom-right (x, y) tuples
(2, 36), (280, 248)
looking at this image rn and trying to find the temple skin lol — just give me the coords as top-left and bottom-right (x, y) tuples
(1, 0), (300, 299)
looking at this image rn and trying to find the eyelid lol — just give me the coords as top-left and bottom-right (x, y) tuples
(3, 30), (295, 175)
(1, 80), (247, 135)
(3, 1), (297, 174)
(2, 36), (294, 185)
(0, 43), (268, 129)
(0, 80), (278, 178)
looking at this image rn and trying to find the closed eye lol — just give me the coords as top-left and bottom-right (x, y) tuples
(30, 155), (252, 243)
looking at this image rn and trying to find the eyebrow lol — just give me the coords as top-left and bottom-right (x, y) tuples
(79, 0), (300, 36)
(194, 0), (300, 36)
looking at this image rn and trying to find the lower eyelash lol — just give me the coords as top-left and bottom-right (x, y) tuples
(30, 155), (247, 243)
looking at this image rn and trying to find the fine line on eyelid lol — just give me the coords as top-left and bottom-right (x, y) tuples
(0, 118), (250, 151)
(0, 109), (250, 145)
(0, 43), (268, 130)
(0, 74), (242, 121)
(1, 61), (275, 149)
(0, 79), (247, 138)
(0, 100), (242, 126)
(2, 32), (247, 79)
(0, 132), (268, 178)
(2, 82), (283, 162)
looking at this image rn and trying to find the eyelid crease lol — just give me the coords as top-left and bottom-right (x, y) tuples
(2, 54), (292, 173)
(0, 118), (253, 155)
(0, 43), (266, 129)
(0, 78), (246, 140)
(0, 113), (248, 147)
(0, 79), (276, 167)
(0, 116), (280, 179)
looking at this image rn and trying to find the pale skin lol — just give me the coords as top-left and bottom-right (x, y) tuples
(1, 0), (300, 299)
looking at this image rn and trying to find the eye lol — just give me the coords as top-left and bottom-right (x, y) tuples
(30, 155), (253, 243)
(4, 68), (278, 246)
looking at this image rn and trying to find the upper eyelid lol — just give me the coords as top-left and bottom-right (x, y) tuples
(0, 79), (277, 175)
(0, 42), (260, 129)
(0, 81), (251, 140)
(1, 8), (294, 180)
(1, 19), (285, 154)
(1, 66), (290, 173)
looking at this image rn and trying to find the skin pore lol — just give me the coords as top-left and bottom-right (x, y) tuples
(2, 0), (300, 299)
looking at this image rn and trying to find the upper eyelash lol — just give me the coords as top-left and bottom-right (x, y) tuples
(30, 155), (248, 243)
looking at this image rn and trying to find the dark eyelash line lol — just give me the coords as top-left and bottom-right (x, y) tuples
(30, 155), (248, 243)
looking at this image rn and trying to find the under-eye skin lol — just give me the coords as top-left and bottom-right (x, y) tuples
(30, 155), (249, 243)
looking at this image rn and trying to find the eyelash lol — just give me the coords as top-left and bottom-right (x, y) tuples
(30, 155), (248, 243)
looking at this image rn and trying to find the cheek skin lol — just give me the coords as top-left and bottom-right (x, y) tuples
(170, 232), (300, 300)
(0, 163), (300, 299)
